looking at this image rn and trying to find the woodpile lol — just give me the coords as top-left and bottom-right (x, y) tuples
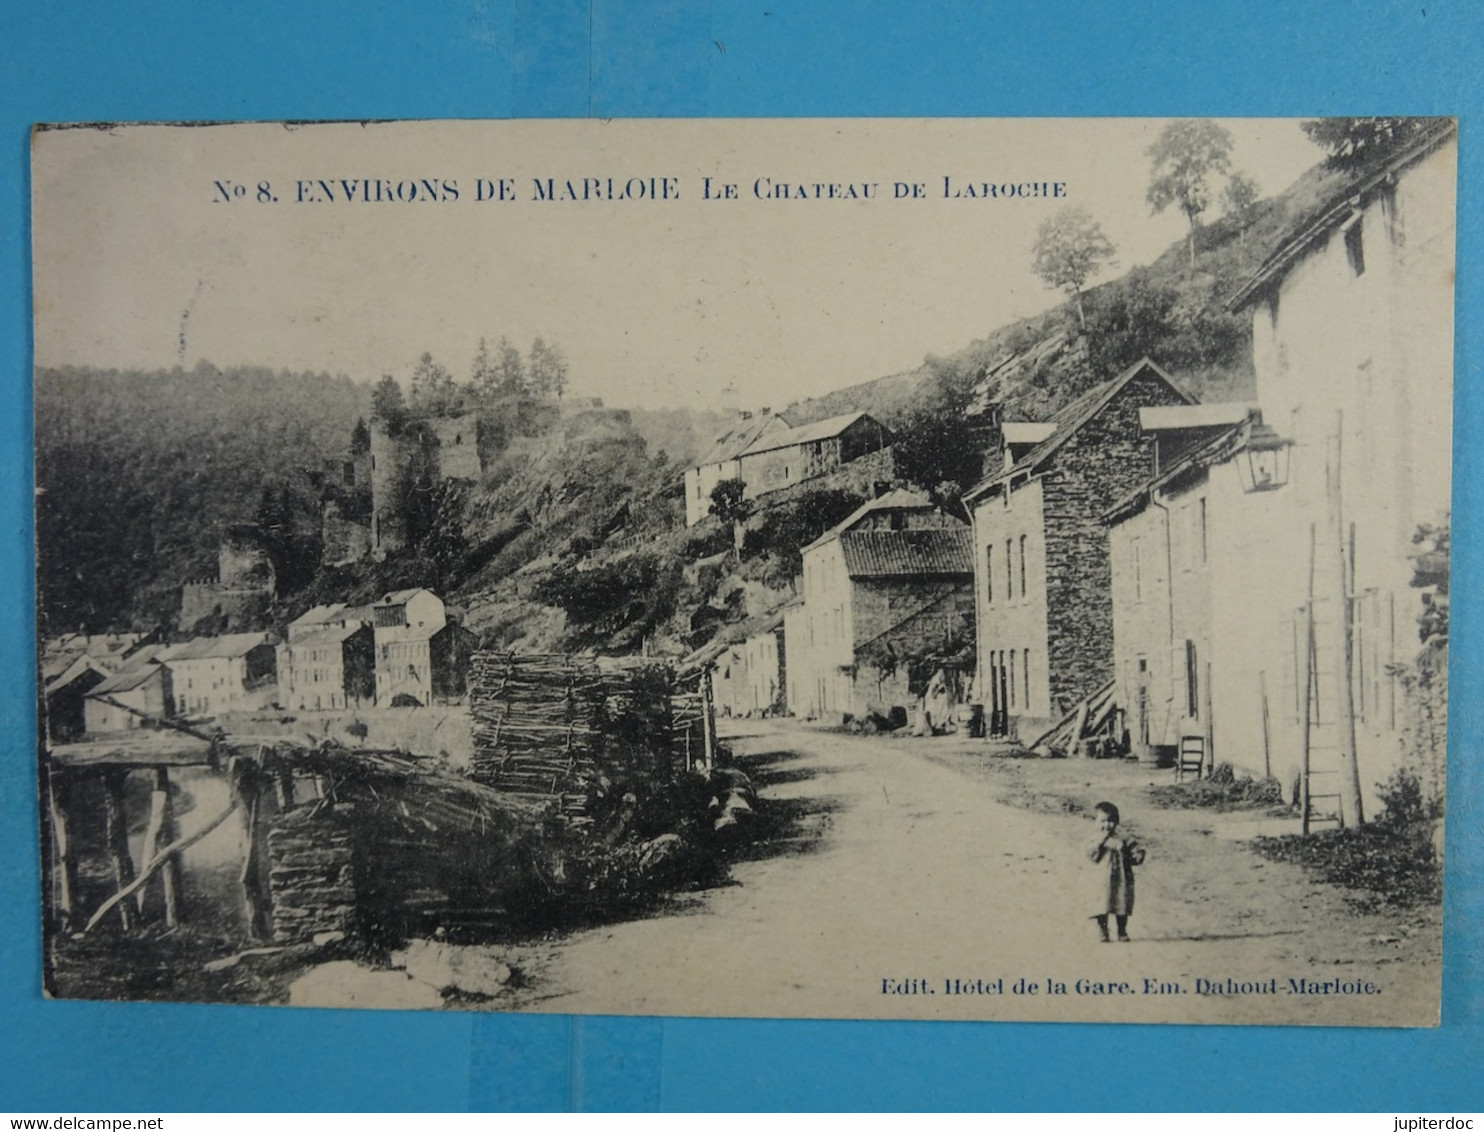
(1027, 679), (1118, 756)
(467, 652), (716, 819)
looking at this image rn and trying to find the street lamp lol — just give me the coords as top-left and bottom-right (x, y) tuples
(1236, 421), (1292, 493)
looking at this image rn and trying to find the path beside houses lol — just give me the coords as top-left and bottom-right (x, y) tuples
(515, 720), (1439, 1025)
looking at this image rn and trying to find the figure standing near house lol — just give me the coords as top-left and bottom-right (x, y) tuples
(1087, 801), (1145, 942)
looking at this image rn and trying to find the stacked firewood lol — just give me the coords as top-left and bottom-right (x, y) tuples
(467, 653), (715, 816)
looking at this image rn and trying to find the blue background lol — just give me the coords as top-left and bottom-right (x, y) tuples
(1, 0), (1480, 1112)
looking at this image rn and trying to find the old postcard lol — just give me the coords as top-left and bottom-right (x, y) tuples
(31, 118), (1453, 1025)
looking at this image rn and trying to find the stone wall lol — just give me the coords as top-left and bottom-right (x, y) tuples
(1040, 368), (1190, 716)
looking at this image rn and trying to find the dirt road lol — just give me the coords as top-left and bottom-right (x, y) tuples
(521, 720), (1440, 1025)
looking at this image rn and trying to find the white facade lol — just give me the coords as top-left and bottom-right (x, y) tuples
(1124, 131), (1457, 817)
(373, 589), (447, 706)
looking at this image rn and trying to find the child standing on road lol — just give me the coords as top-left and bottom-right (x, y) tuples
(1088, 801), (1146, 942)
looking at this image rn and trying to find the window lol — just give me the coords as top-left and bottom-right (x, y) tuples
(1008, 651), (1017, 708)
(1018, 535), (1027, 596)
(1197, 497), (1208, 565)
(1133, 539), (1143, 602)
(985, 545), (993, 603)
(1006, 539), (1014, 600)
(1023, 648), (1030, 708)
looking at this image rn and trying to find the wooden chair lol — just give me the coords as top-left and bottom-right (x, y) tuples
(1176, 733), (1205, 781)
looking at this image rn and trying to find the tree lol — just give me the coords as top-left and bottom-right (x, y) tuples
(1222, 170), (1260, 217)
(1301, 117), (1448, 172)
(495, 337), (525, 396)
(370, 374), (409, 434)
(1030, 207), (1117, 329)
(708, 477), (753, 556)
(1146, 118), (1234, 266)
(528, 336), (569, 399)
(410, 351), (457, 415)
(470, 337), (497, 400)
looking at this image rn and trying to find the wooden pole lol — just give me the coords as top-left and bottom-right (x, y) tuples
(1259, 671), (1272, 781)
(1300, 523), (1317, 835)
(141, 767), (182, 928)
(101, 769), (137, 931)
(1202, 660), (1215, 777)
(46, 767), (78, 932)
(1329, 413), (1365, 828)
(701, 669), (717, 771)
(228, 757), (270, 941)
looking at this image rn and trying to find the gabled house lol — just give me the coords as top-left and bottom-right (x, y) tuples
(42, 655), (112, 742)
(278, 604), (375, 712)
(1103, 407), (1264, 761)
(733, 411), (894, 504)
(964, 358), (1196, 738)
(683, 410), (895, 526)
(372, 588), (473, 706)
(162, 632), (278, 718)
(84, 644), (172, 733)
(1113, 121), (1458, 822)
(683, 412), (793, 526)
(788, 489), (974, 723)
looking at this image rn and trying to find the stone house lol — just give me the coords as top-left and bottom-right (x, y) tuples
(734, 411), (894, 505)
(788, 489), (974, 723)
(683, 412), (793, 526)
(162, 632), (278, 718)
(1108, 122), (1457, 820)
(84, 645), (172, 733)
(278, 603), (375, 712)
(372, 588), (473, 706)
(963, 358), (1196, 739)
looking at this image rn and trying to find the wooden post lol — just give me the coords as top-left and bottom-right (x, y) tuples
(141, 767), (182, 928)
(46, 767), (79, 932)
(701, 669), (717, 771)
(1329, 413), (1365, 828)
(101, 769), (137, 931)
(275, 765), (296, 810)
(1258, 671), (1272, 781)
(228, 756), (270, 941)
(1070, 699), (1090, 758)
(1300, 523), (1317, 835)
(1202, 661), (1215, 777)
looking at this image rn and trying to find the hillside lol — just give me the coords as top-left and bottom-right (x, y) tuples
(35, 145), (1355, 660)
(35, 363), (368, 633)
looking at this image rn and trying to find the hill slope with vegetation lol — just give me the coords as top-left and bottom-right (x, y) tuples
(41, 121), (1412, 662)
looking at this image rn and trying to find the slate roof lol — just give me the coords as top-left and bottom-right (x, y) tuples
(161, 633), (272, 661)
(837, 528), (974, 579)
(291, 603), (349, 628)
(1228, 119), (1455, 311)
(740, 410), (887, 456)
(693, 414), (792, 468)
(91, 663), (167, 696)
(964, 358), (1195, 502)
(375, 588), (433, 607)
(288, 624), (366, 650)
(801, 488), (938, 553)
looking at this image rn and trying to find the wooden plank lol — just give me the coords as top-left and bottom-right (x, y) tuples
(49, 730), (214, 769)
